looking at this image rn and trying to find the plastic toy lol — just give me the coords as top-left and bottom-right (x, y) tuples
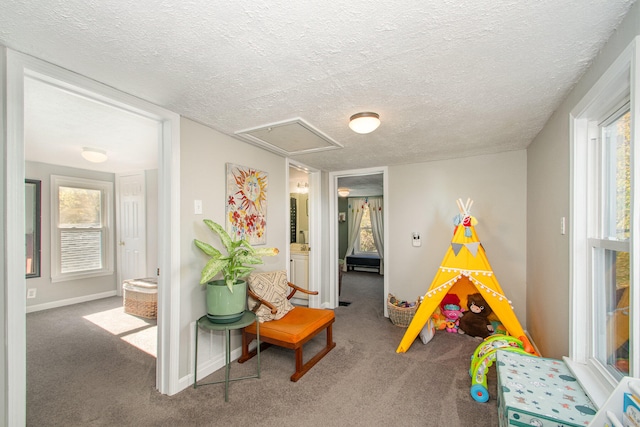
(468, 335), (534, 402)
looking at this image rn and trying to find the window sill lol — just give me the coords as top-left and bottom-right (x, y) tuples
(51, 269), (114, 283)
(563, 357), (616, 408)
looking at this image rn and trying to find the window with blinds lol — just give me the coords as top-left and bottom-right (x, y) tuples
(51, 175), (114, 282)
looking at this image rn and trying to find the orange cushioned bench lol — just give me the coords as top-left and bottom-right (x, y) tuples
(239, 307), (335, 382)
(238, 272), (336, 382)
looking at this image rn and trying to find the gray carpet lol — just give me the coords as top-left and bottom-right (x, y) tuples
(27, 272), (498, 426)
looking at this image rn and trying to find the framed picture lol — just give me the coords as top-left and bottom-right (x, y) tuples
(338, 212), (346, 222)
(226, 163), (268, 245)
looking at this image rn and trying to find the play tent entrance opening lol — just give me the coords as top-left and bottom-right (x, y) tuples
(396, 199), (534, 354)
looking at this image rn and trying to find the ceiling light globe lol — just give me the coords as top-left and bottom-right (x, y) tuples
(81, 147), (108, 163)
(349, 112), (380, 134)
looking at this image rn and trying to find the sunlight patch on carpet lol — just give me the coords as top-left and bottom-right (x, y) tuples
(83, 307), (157, 357)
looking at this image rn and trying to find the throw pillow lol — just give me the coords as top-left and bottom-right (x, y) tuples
(247, 271), (295, 322)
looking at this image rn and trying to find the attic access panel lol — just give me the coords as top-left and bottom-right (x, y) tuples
(235, 118), (343, 156)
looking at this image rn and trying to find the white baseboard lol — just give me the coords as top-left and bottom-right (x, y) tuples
(178, 322), (257, 394)
(26, 290), (117, 313)
(178, 346), (246, 393)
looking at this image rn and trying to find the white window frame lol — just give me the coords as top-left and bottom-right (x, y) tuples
(50, 175), (114, 282)
(354, 206), (378, 255)
(569, 38), (640, 406)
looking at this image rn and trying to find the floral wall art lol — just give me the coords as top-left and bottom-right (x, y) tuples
(226, 163), (268, 245)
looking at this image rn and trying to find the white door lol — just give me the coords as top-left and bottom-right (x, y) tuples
(117, 172), (147, 293)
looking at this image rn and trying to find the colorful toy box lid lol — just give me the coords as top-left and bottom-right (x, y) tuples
(496, 350), (596, 427)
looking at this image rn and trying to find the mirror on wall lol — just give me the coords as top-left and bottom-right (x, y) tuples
(289, 167), (309, 244)
(26, 179), (41, 278)
(290, 192), (309, 243)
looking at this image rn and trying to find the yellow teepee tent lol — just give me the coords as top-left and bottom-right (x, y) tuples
(396, 199), (534, 354)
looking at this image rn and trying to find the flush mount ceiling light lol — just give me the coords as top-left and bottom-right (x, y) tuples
(338, 188), (350, 197)
(81, 147), (108, 163)
(349, 112), (380, 134)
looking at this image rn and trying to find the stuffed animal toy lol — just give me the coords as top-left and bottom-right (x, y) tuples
(439, 293), (460, 312)
(440, 303), (463, 333)
(458, 293), (494, 338)
(431, 307), (446, 330)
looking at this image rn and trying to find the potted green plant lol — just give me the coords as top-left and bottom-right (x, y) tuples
(194, 219), (279, 323)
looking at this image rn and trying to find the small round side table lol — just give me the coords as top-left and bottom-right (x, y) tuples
(193, 311), (260, 402)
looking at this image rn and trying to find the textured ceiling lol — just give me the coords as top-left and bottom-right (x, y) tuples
(24, 76), (159, 173)
(1, 0), (636, 173)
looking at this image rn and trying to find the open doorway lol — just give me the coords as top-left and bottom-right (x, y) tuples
(288, 165), (310, 306)
(23, 71), (161, 405)
(5, 49), (182, 423)
(286, 159), (323, 308)
(329, 167), (389, 314)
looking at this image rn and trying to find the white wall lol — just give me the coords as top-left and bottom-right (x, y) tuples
(527, 1), (640, 359)
(179, 118), (288, 378)
(388, 150), (528, 324)
(0, 44), (7, 427)
(25, 161), (118, 307)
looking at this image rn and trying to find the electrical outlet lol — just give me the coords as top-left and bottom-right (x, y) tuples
(27, 288), (37, 299)
(412, 232), (421, 247)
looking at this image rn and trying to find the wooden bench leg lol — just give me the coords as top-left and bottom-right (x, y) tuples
(290, 324), (336, 382)
(238, 330), (271, 364)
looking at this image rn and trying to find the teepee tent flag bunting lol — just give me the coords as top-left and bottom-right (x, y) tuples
(396, 199), (535, 354)
(465, 242), (480, 256)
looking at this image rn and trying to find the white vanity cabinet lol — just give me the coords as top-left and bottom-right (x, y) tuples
(290, 252), (309, 302)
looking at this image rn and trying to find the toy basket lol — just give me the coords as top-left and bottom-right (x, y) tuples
(123, 278), (158, 319)
(387, 294), (419, 327)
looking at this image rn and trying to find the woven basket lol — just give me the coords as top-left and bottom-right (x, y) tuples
(123, 279), (158, 319)
(387, 294), (419, 327)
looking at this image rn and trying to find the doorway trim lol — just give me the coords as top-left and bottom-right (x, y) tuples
(4, 49), (181, 425)
(286, 159), (322, 308)
(328, 167), (389, 313)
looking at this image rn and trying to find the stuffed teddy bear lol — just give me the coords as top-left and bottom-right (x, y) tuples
(458, 293), (494, 338)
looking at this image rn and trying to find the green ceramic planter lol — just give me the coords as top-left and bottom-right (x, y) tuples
(205, 279), (247, 324)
